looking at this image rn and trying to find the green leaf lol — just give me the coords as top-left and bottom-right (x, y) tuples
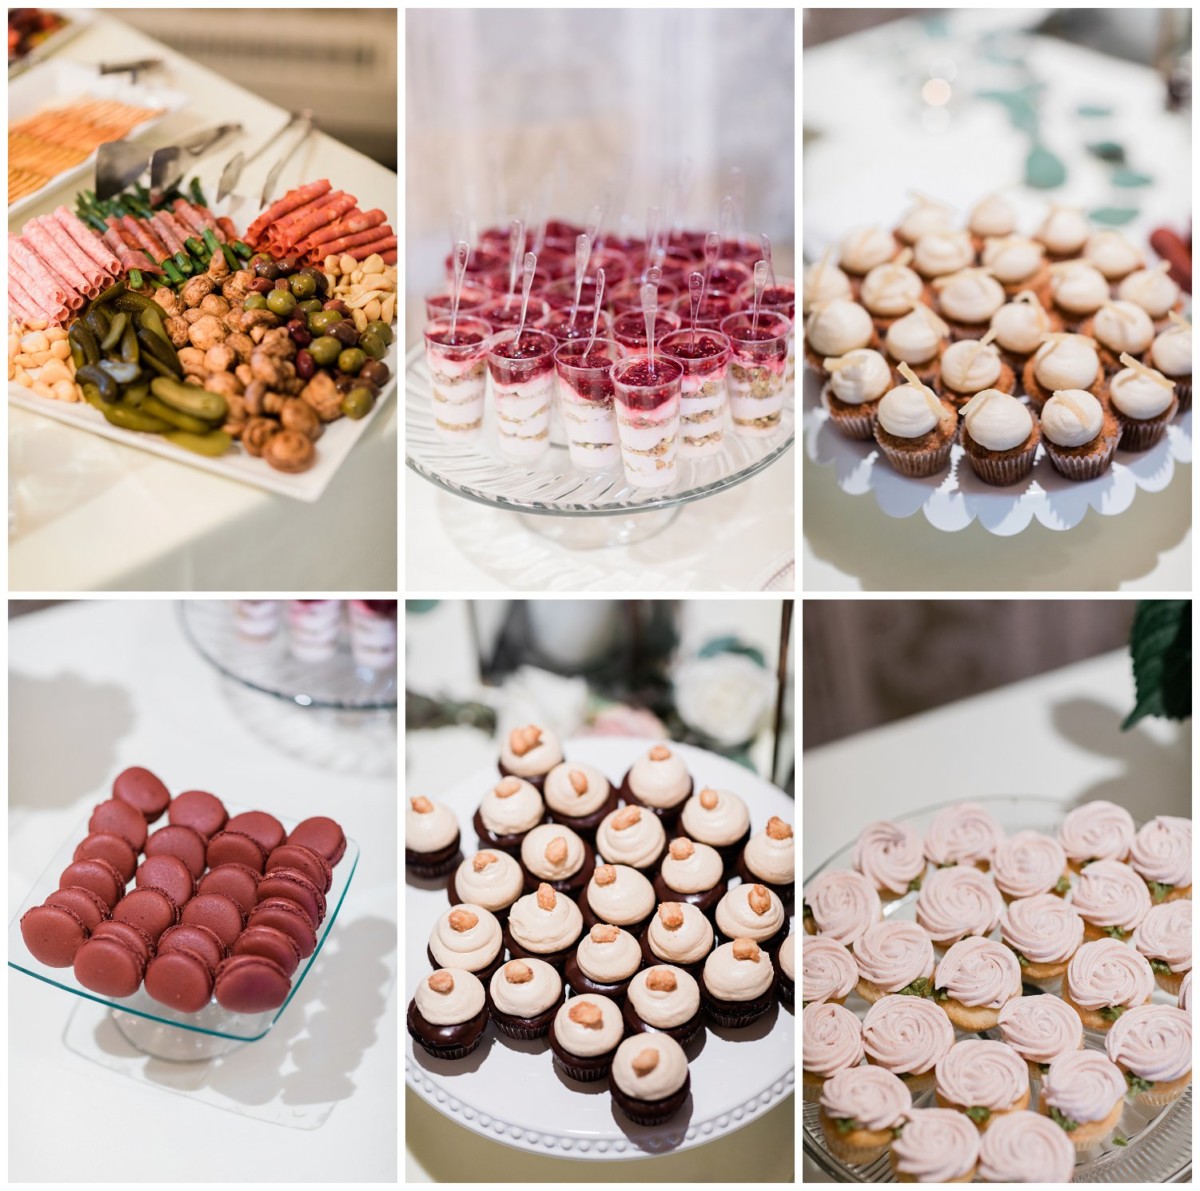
(892, 1123), (906, 1138)
(1086, 140), (1126, 163)
(1103, 925), (1129, 940)
(1025, 143), (1066, 189)
(1089, 206), (1140, 226)
(907, 876), (923, 893)
(405, 599), (440, 614)
(1148, 882), (1174, 903)
(1125, 1073), (1154, 1095)
(1100, 1004), (1126, 1022)
(1038, 1062), (1051, 1074)
(1150, 958), (1173, 975)
(1112, 167), (1153, 188)
(897, 977), (933, 998)
(802, 901), (813, 921)
(1054, 876), (1071, 895)
(696, 636), (766, 668)
(966, 1106), (992, 1125)
(1078, 103), (1113, 117)
(834, 1116), (862, 1134)
(1016, 951), (1030, 968)
(1122, 601), (1191, 729)
(1114, 1135), (1129, 1146)
(1049, 1106), (1080, 1132)
(932, 986), (950, 1002)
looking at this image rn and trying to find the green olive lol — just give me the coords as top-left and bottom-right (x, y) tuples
(244, 293), (268, 310)
(297, 298), (323, 316)
(289, 273), (317, 299)
(308, 310), (343, 334)
(357, 331), (386, 361)
(337, 347), (367, 375)
(365, 320), (393, 346)
(342, 387), (375, 419)
(266, 289), (297, 317)
(309, 335), (342, 367)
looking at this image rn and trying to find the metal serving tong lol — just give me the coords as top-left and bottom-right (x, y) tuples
(149, 123), (243, 204)
(259, 111), (317, 208)
(94, 122), (242, 202)
(218, 108), (313, 204)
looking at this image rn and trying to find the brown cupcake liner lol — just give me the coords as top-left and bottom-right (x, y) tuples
(1114, 399), (1178, 451)
(1043, 429), (1121, 481)
(1021, 358), (1102, 411)
(872, 411), (957, 478)
(1172, 377), (1191, 412)
(821, 384), (879, 440)
(1076, 318), (1150, 376)
(962, 426), (1040, 486)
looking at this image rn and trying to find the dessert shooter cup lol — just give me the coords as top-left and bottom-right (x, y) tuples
(659, 328), (732, 457)
(672, 291), (741, 330)
(738, 277), (796, 384)
(720, 312), (791, 436)
(611, 354), (685, 489)
(423, 315), (493, 441)
(553, 337), (624, 470)
(609, 278), (679, 315)
(479, 294), (551, 330)
(542, 305), (611, 345)
(486, 328), (557, 461)
(424, 284), (490, 322)
(611, 309), (683, 352)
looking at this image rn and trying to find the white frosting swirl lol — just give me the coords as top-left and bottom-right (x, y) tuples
(452, 850), (524, 912)
(804, 935), (857, 1003)
(1041, 1049), (1126, 1124)
(407, 797), (459, 851)
(1106, 1004), (1192, 1084)
(659, 839), (725, 894)
(488, 957), (562, 1016)
(1109, 365), (1176, 419)
(934, 936), (1021, 1008)
(1071, 859), (1151, 935)
(916, 864), (1004, 945)
(1000, 893), (1084, 965)
(1058, 800), (1135, 865)
(596, 806), (666, 869)
(935, 1038), (1028, 1110)
(997, 993), (1083, 1066)
(982, 235), (1044, 284)
(645, 900), (714, 964)
(429, 904), (503, 971)
(838, 226), (897, 274)
(853, 820), (927, 896)
(1085, 230), (1142, 279)
(990, 294), (1052, 354)
(716, 883), (785, 942)
(1032, 336), (1100, 390)
(415, 968), (485, 1025)
(1133, 899), (1191, 972)
(804, 1000), (865, 1077)
(584, 864), (656, 926)
(938, 338), (1002, 393)
(898, 200), (953, 242)
(819, 1064), (912, 1131)
(1129, 815), (1192, 889)
(924, 802), (1004, 866)
(703, 940), (774, 1001)
(611, 1032), (689, 1100)
(478, 777), (545, 835)
(520, 823), (587, 881)
(805, 869), (882, 948)
(826, 349), (892, 405)
(780, 932), (795, 981)
(1092, 301), (1155, 354)
(860, 261), (924, 317)
(498, 724), (563, 777)
(1066, 937), (1154, 1009)
(876, 383), (947, 439)
(862, 995), (954, 1076)
(678, 788), (751, 847)
(892, 1108), (980, 1183)
(936, 270), (1005, 323)
(507, 886), (583, 953)
(628, 963), (701, 1025)
(544, 762), (612, 818)
(625, 746), (691, 808)
(1035, 206), (1089, 255)
(1040, 388), (1105, 448)
(913, 231), (974, 277)
(805, 300), (874, 356)
(1049, 263), (1109, 314)
(969, 194), (1016, 238)
(1180, 971), (1191, 1013)
(574, 925), (643, 982)
(803, 259), (852, 312)
(1118, 267), (1182, 318)
(1151, 325), (1192, 377)
(991, 830), (1068, 899)
(742, 825), (794, 885)
(854, 919), (935, 993)
(552, 994), (623, 1056)
(977, 1111), (1076, 1183)
(885, 306), (946, 364)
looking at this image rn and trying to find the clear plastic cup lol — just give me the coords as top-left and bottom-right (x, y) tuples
(479, 294), (551, 330)
(538, 276), (601, 311)
(670, 290), (742, 330)
(553, 337), (624, 470)
(720, 311), (791, 436)
(423, 315), (493, 441)
(608, 277), (679, 315)
(610, 354), (685, 489)
(542, 305), (611, 344)
(737, 277), (796, 384)
(486, 328), (557, 460)
(424, 285), (490, 323)
(659, 328), (732, 457)
(611, 309), (682, 352)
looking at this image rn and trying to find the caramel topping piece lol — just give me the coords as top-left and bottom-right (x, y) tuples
(568, 768), (589, 795)
(410, 796), (433, 813)
(766, 816), (793, 841)
(732, 938), (762, 962)
(698, 788), (719, 810)
(545, 836), (568, 865)
(536, 882), (557, 911)
(612, 806), (642, 831)
(568, 1000), (603, 1028)
(472, 851), (498, 872)
(645, 967), (678, 992)
(428, 970), (454, 993)
(448, 907), (479, 932)
(649, 745), (672, 761)
(590, 923), (619, 944)
(508, 724), (543, 757)
(658, 902), (684, 930)
(748, 884), (772, 916)
(632, 1047), (660, 1075)
(494, 777), (521, 798)
(504, 960), (533, 983)
(593, 864), (617, 886)
(668, 837), (695, 860)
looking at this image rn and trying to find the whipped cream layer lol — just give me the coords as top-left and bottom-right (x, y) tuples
(1129, 815), (1192, 890)
(628, 964), (701, 1026)
(478, 777), (545, 836)
(977, 1111), (1075, 1183)
(452, 850), (524, 911)
(415, 967), (485, 1025)
(507, 887), (583, 954)
(585, 864), (656, 926)
(1057, 799), (1135, 865)
(992, 831), (1068, 899)
(1070, 859), (1151, 935)
(407, 797), (460, 852)
(544, 762), (612, 819)
(429, 903), (503, 970)
(489, 957), (562, 1017)
(997, 993), (1083, 1066)
(935, 936), (1021, 1008)
(626, 746), (691, 808)
(611, 1032), (689, 1101)
(645, 900), (714, 965)
(1133, 899), (1191, 972)
(574, 925), (642, 983)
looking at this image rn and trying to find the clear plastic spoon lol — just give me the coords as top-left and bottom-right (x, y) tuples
(448, 239), (469, 341)
(688, 270), (703, 351)
(506, 218), (524, 298)
(570, 232), (591, 327)
(760, 233), (777, 291)
(642, 280), (659, 375)
(512, 251), (537, 352)
(643, 205), (660, 283)
(700, 231), (720, 310)
(583, 267), (607, 361)
(751, 259), (768, 337)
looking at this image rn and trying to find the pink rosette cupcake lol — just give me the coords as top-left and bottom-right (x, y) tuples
(924, 802), (1004, 870)
(862, 994), (955, 1094)
(934, 1039), (1030, 1129)
(819, 1064), (913, 1166)
(803, 935), (858, 1007)
(999, 893), (1084, 982)
(1040, 1050), (1127, 1150)
(1128, 815), (1192, 903)
(854, 919), (936, 1003)
(1062, 937), (1154, 1031)
(1070, 859), (1151, 941)
(1133, 899), (1191, 995)
(803, 869), (883, 950)
(977, 1110), (1076, 1183)
(1179, 970), (1191, 1013)
(853, 820), (927, 901)
(803, 1000), (864, 1103)
(991, 830), (1070, 901)
(997, 993), (1084, 1084)
(890, 1107), (980, 1183)
(932, 936), (1021, 1030)
(1057, 800), (1135, 872)
(915, 864), (1003, 949)
(1105, 1003), (1192, 1107)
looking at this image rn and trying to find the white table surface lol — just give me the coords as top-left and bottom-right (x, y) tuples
(801, 647), (1191, 1181)
(8, 15), (397, 592)
(8, 601), (398, 1181)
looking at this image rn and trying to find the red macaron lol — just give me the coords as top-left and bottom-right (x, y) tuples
(286, 816), (346, 866)
(20, 903), (90, 967)
(180, 892), (244, 950)
(91, 919), (155, 964)
(158, 923), (226, 972)
(73, 832), (138, 883)
(214, 954), (291, 1013)
(167, 789), (228, 840)
(196, 863), (261, 915)
(135, 854), (195, 907)
(88, 798), (149, 851)
(73, 934), (146, 996)
(44, 885), (110, 930)
(112, 766), (171, 823)
(206, 830), (269, 874)
(265, 844), (333, 894)
(145, 824), (208, 879)
(59, 858), (125, 909)
(225, 811), (286, 854)
(232, 925), (302, 977)
(145, 948), (215, 1013)
(247, 898), (318, 958)
(256, 868), (325, 928)
(113, 887), (180, 943)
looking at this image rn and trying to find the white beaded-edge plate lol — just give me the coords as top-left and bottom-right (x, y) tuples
(405, 737), (796, 1160)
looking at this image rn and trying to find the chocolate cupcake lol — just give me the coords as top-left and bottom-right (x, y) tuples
(595, 805), (667, 877)
(640, 900), (715, 979)
(623, 964), (704, 1047)
(619, 744), (693, 830)
(503, 882), (583, 969)
(487, 957), (564, 1039)
(518, 823), (595, 899)
(549, 994), (625, 1082)
(778, 932), (795, 1010)
(407, 968), (489, 1060)
(473, 776), (546, 854)
(542, 761), (616, 836)
(715, 882), (788, 955)
(736, 817), (795, 910)
(653, 838), (727, 918)
(427, 903), (505, 984)
(406, 796), (462, 879)
(677, 788), (751, 876)
(609, 1033), (692, 1125)
(579, 863), (656, 934)
(565, 923), (643, 1000)
(701, 938), (778, 1028)
(447, 850), (524, 921)
(497, 723), (563, 792)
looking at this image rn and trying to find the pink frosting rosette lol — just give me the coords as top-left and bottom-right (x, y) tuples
(803, 935), (859, 1005)
(934, 936), (1021, 1008)
(1000, 893), (1084, 965)
(803, 1000), (864, 1078)
(977, 1111), (1076, 1183)
(1133, 899), (1191, 972)
(862, 995), (954, 1076)
(934, 1038), (1028, 1112)
(853, 820), (927, 896)
(1041, 1049), (1126, 1124)
(924, 802), (1004, 867)
(1066, 937), (1154, 1010)
(1105, 1004), (1192, 1084)
(804, 869), (882, 949)
(854, 920), (935, 994)
(891, 1108), (980, 1182)
(1070, 859), (1151, 936)
(1181, 971), (1192, 1014)
(991, 831), (1068, 899)
(997, 993), (1083, 1066)
(915, 864), (1003, 946)
(1057, 800), (1135, 865)
(819, 1064), (913, 1131)
(1128, 815), (1192, 894)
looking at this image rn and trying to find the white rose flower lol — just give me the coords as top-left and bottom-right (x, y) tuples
(674, 653), (774, 746)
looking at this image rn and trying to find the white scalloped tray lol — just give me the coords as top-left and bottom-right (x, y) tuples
(804, 373), (1192, 536)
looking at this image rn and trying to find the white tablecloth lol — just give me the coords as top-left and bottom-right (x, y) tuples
(8, 601), (397, 1180)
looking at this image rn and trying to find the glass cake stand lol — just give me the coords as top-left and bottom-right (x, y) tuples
(802, 795), (1191, 1184)
(405, 346), (795, 547)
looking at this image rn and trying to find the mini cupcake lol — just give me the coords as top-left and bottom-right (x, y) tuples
(883, 305), (948, 385)
(819, 1064), (913, 1167)
(803, 299), (876, 379)
(891, 1107), (980, 1183)
(1071, 858), (1151, 941)
(1062, 937), (1154, 1030)
(473, 776), (546, 854)
(853, 819), (927, 900)
(407, 968), (489, 1060)
(1180, 969), (1192, 1013)
(497, 723), (563, 791)
(677, 787), (751, 874)
(1043, 261), (1110, 333)
(1106, 1003), (1192, 1107)
(803, 1000), (864, 1103)
(1084, 228), (1143, 285)
(989, 290), (1054, 376)
(427, 903), (505, 985)
(565, 922), (643, 1000)
(518, 823), (595, 899)
(967, 193), (1017, 254)
(859, 250), (925, 334)
(447, 849), (524, 920)
(1040, 387), (1121, 481)
(580, 862), (656, 933)
(1133, 899), (1191, 995)
(1150, 315), (1192, 411)
(862, 994), (954, 1095)
(932, 936), (1021, 1030)
(623, 963), (704, 1045)
(736, 816), (794, 908)
(803, 251), (852, 314)
(1039, 1050), (1127, 1150)
(992, 831), (1070, 901)
(804, 935), (857, 1008)
(854, 920), (936, 1003)
(1128, 814), (1192, 902)
(542, 761), (617, 836)
(619, 744), (692, 829)
(1057, 799), (1135, 871)
(640, 900), (715, 978)
(1118, 261), (1184, 330)
(924, 801), (1004, 870)
(487, 957), (564, 1039)
(609, 1032), (691, 1125)
(977, 1110), (1076, 1183)
(999, 893), (1084, 982)
(701, 937), (777, 1028)
(912, 230), (974, 281)
(933, 268), (1006, 341)
(934, 1039), (1030, 1129)
(820, 347), (894, 440)
(655, 838), (727, 918)
(1106, 353), (1180, 450)
(935, 333), (1014, 411)
(549, 993), (625, 1082)
(1022, 333), (1102, 409)
(779, 931), (795, 1010)
(838, 226), (901, 291)
(503, 882), (583, 969)
(915, 864), (1003, 949)
(1081, 299), (1155, 374)
(871, 368), (958, 478)
(803, 868), (883, 949)
(894, 194), (955, 247)
(981, 234), (1048, 297)
(959, 387), (1039, 486)
(997, 993), (1085, 1084)
(594, 805), (666, 876)
(714, 882), (787, 953)
(405, 796), (462, 879)
(1034, 205), (1089, 262)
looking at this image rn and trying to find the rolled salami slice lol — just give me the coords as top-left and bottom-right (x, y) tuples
(314, 225), (395, 256)
(53, 206), (121, 275)
(38, 215), (104, 291)
(273, 193), (357, 249)
(102, 226), (160, 276)
(151, 212), (188, 256)
(9, 273), (44, 324)
(247, 178), (331, 243)
(120, 215), (168, 260)
(10, 237), (78, 309)
(296, 208), (386, 252)
(158, 211), (193, 253)
(23, 219), (91, 293)
(216, 216), (238, 244)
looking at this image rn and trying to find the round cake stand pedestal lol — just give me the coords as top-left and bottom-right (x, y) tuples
(517, 506), (681, 548)
(111, 1010), (243, 1061)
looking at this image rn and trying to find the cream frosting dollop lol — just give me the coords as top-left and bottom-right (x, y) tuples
(1133, 899), (1191, 972)
(1092, 300), (1155, 354)
(853, 820), (927, 896)
(574, 924), (643, 983)
(779, 932), (795, 981)
(938, 338), (1002, 394)
(1032, 336), (1101, 390)
(1129, 815), (1192, 890)
(1071, 858), (1152, 935)
(1000, 892), (1084, 965)
(498, 723), (563, 777)
(1036, 206), (1089, 255)
(935, 1038), (1028, 1110)
(876, 383), (946, 439)
(962, 386), (1034, 451)
(1049, 262), (1109, 314)
(679, 787), (751, 847)
(1085, 229), (1142, 279)
(1057, 799), (1135, 865)
(742, 821), (794, 885)
(982, 235), (1045, 285)
(628, 963), (701, 1025)
(584, 863), (656, 926)
(544, 761), (612, 819)
(1106, 1004), (1192, 1084)
(989, 293), (1052, 353)
(860, 260), (924, 317)
(838, 226), (897, 274)
(645, 900), (714, 965)
(897, 199), (953, 243)
(991, 830), (1069, 898)
(891, 1108), (980, 1183)
(625, 746), (691, 808)
(916, 864), (1004, 946)
(451, 850), (525, 912)
(806, 299), (874, 356)
(659, 838), (725, 894)
(407, 797), (460, 852)
(803, 259), (852, 313)
(1041, 1049), (1127, 1124)
(825, 348), (892, 405)
(913, 230), (974, 277)
(1151, 325), (1192, 377)
(595, 806), (666, 869)
(885, 307), (947, 364)
(854, 919), (935, 993)
(862, 994), (954, 1075)
(924, 802), (1004, 866)
(803, 934), (856, 1004)
(968, 193), (1016, 238)
(804, 868), (882, 948)
(507, 886), (583, 953)
(703, 940), (775, 1001)
(1180, 971), (1191, 1014)
(803, 1000), (864, 1078)
(1040, 388), (1104, 448)
(1066, 937), (1154, 1010)
(934, 935), (1022, 1008)
(1109, 364), (1177, 420)
(997, 992), (1084, 1066)
(716, 882), (785, 942)
(520, 823), (588, 881)
(489, 956), (562, 1017)
(977, 1110), (1076, 1183)
(819, 1063), (912, 1131)
(552, 993), (624, 1056)
(415, 967), (485, 1025)
(478, 777), (545, 836)
(936, 269), (1005, 323)
(1118, 266), (1181, 319)
(429, 903), (504, 971)
(611, 1032), (689, 1100)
